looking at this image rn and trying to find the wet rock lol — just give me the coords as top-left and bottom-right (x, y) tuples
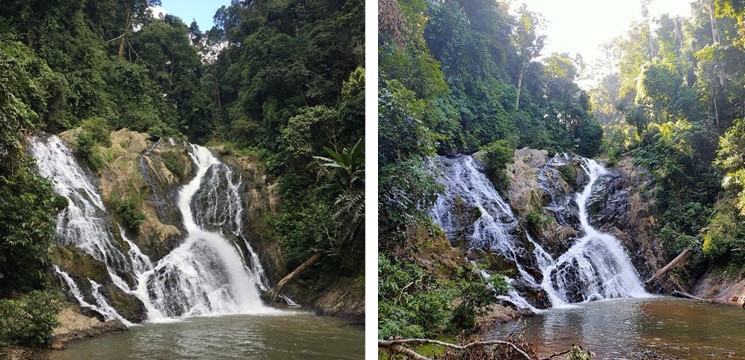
(477, 304), (522, 330)
(220, 153), (287, 286)
(52, 246), (109, 285)
(50, 339), (64, 350)
(51, 307), (128, 346)
(51, 245), (146, 323)
(102, 284), (146, 323)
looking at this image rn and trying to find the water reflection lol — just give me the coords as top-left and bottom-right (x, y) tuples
(490, 297), (745, 359)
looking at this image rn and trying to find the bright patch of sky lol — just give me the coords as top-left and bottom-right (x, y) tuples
(154, 0), (233, 31)
(513, 0), (693, 87)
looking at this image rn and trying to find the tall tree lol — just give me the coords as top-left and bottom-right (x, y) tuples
(513, 4), (545, 111)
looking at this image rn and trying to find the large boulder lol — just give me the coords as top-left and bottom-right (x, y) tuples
(51, 307), (128, 347)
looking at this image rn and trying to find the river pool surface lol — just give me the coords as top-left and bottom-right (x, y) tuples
(489, 296), (745, 359)
(42, 312), (363, 360)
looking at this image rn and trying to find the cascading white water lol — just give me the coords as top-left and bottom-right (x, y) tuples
(538, 159), (648, 306)
(191, 161), (270, 291)
(431, 155), (648, 309)
(137, 144), (273, 319)
(53, 265), (131, 325)
(31, 136), (277, 324)
(31, 136), (130, 271)
(431, 155), (537, 310)
(431, 156), (519, 255)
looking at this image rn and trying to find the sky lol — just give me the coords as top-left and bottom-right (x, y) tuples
(156, 0), (233, 31)
(515, 0), (693, 84)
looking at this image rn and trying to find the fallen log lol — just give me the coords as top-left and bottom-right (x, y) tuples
(671, 290), (710, 302)
(262, 252), (323, 304)
(644, 247), (694, 290)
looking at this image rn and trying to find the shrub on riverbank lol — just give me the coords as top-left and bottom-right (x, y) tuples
(0, 291), (63, 347)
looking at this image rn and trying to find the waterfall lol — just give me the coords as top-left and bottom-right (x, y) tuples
(431, 156), (519, 255)
(431, 155), (648, 309)
(31, 136), (130, 271)
(191, 159), (270, 291)
(538, 159), (648, 306)
(31, 135), (276, 324)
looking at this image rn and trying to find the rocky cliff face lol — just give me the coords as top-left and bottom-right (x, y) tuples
(692, 268), (745, 306)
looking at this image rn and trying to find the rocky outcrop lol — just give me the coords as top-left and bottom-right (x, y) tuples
(101, 131), (187, 261)
(691, 268), (745, 306)
(505, 149), (587, 256)
(50, 307), (127, 349)
(309, 276), (365, 322)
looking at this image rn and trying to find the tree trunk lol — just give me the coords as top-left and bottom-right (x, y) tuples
(707, 1), (720, 44)
(215, 81), (221, 108)
(644, 247), (694, 290)
(118, 9), (132, 60)
(263, 252), (323, 304)
(515, 58), (525, 111)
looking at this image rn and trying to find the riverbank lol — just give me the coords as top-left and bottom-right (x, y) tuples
(48, 307), (127, 350)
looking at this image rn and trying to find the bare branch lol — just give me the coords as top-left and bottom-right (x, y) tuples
(378, 338), (534, 360)
(106, 33), (126, 43)
(541, 349), (571, 360)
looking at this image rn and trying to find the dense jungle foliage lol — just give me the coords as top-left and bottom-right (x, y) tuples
(378, 0), (603, 339)
(0, 0), (363, 347)
(588, 0), (745, 270)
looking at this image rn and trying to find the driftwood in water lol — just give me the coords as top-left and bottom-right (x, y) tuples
(671, 290), (711, 303)
(262, 252), (323, 304)
(644, 247), (694, 290)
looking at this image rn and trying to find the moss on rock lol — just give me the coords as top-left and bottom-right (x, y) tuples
(51, 246), (109, 284)
(102, 285), (145, 323)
